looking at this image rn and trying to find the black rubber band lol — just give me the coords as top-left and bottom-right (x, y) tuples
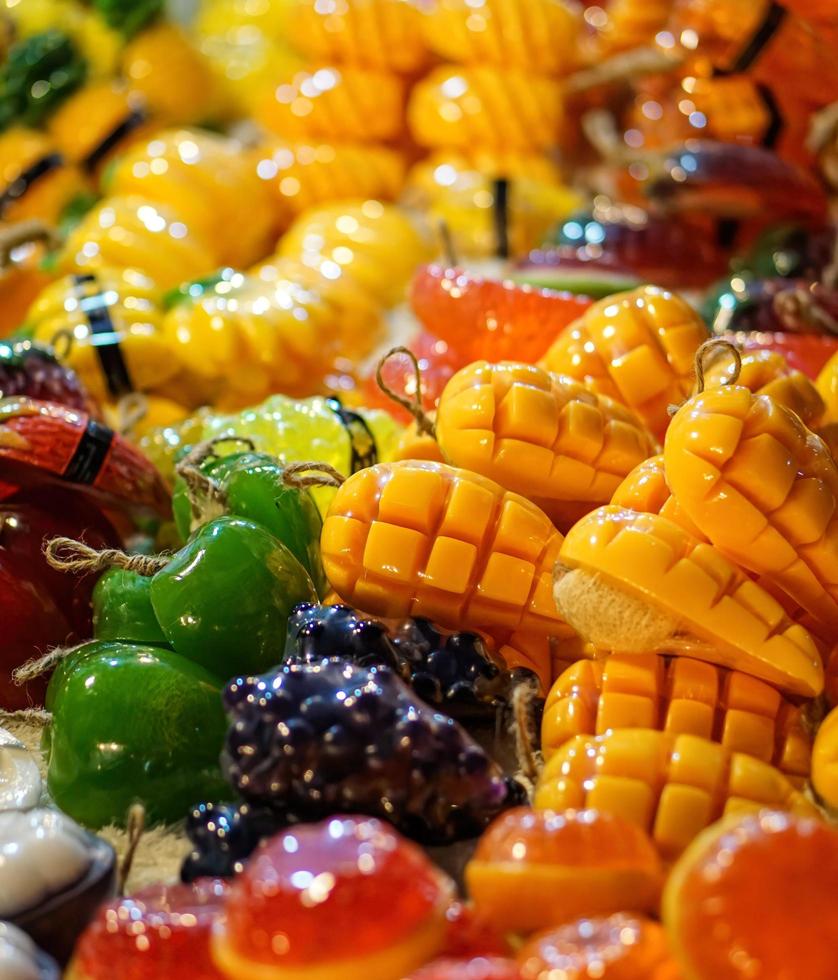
(327, 397), (378, 473)
(493, 177), (510, 261)
(756, 83), (784, 149)
(0, 153), (64, 218)
(715, 1), (786, 76)
(63, 418), (114, 484)
(73, 274), (134, 397)
(83, 108), (147, 173)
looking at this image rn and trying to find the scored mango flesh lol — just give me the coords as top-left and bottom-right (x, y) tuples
(539, 285), (708, 438)
(610, 454), (706, 540)
(556, 507), (823, 698)
(702, 347), (826, 429)
(535, 728), (820, 859)
(542, 653), (812, 783)
(436, 360), (656, 523)
(321, 459), (571, 635)
(665, 384), (838, 637)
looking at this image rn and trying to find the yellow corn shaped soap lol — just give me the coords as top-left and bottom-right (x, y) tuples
(422, 0), (580, 75)
(288, 0), (429, 74)
(160, 273), (341, 408)
(59, 196), (219, 292)
(702, 347), (826, 429)
(106, 129), (276, 269)
(278, 200), (431, 308)
(664, 384), (838, 637)
(555, 506), (823, 698)
(26, 269), (178, 403)
(542, 653), (812, 784)
(321, 459), (572, 635)
(256, 65), (405, 144)
(250, 255), (383, 361)
(539, 286), (708, 439)
(408, 65), (564, 152)
(535, 729), (819, 858)
(436, 361), (657, 527)
(252, 140), (405, 227)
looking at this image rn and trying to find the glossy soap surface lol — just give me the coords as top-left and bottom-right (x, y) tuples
(220, 816), (448, 967)
(71, 879), (229, 980)
(223, 659), (523, 842)
(150, 517), (318, 681)
(664, 811), (838, 980)
(45, 641), (229, 827)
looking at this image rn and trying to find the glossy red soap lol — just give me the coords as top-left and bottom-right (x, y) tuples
(69, 879), (229, 980)
(218, 816), (452, 970)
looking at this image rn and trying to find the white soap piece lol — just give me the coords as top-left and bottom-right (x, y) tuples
(0, 730), (41, 813)
(0, 921), (43, 980)
(0, 810), (90, 919)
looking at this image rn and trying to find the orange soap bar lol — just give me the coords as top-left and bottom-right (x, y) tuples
(436, 360), (656, 526)
(321, 459), (572, 635)
(702, 347), (826, 428)
(535, 729), (820, 859)
(556, 506), (824, 698)
(812, 705), (838, 810)
(610, 454), (705, 540)
(542, 653), (812, 783)
(517, 914), (679, 980)
(540, 285), (708, 439)
(664, 384), (838, 637)
(663, 810), (838, 980)
(466, 807), (663, 934)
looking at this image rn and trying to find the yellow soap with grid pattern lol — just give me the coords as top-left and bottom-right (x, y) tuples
(436, 360), (657, 526)
(542, 653), (812, 785)
(555, 506), (823, 698)
(535, 729), (820, 859)
(422, 0), (580, 75)
(812, 705), (838, 809)
(664, 384), (838, 638)
(58, 196), (219, 292)
(702, 347), (826, 429)
(288, 0), (429, 75)
(321, 459), (573, 635)
(611, 454), (707, 541)
(539, 286), (708, 439)
(817, 352), (838, 425)
(251, 140), (406, 228)
(408, 65), (564, 152)
(256, 65), (405, 144)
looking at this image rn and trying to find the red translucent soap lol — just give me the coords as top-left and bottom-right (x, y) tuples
(410, 266), (592, 364)
(408, 957), (522, 980)
(215, 816), (453, 974)
(362, 330), (467, 423)
(517, 914), (678, 980)
(440, 902), (510, 961)
(69, 879), (229, 980)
